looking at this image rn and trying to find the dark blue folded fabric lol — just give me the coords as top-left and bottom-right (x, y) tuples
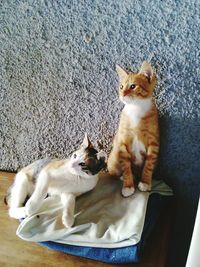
(39, 193), (172, 264)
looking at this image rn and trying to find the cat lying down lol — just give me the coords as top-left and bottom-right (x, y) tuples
(5, 134), (106, 228)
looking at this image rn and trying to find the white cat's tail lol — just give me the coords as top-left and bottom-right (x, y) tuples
(6, 172), (32, 219)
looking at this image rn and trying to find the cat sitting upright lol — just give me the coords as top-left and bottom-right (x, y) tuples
(5, 134), (106, 228)
(107, 61), (160, 197)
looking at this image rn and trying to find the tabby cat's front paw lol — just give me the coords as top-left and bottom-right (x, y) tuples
(62, 214), (74, 228)
(138, 182), (151, 192)
(121, 187), (135, 197)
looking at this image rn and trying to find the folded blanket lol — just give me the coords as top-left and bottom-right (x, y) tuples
(17, 174), (172, 250)
(40, 194), (172, 264)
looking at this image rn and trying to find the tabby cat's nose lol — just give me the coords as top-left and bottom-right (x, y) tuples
(123, 90), (130, 96)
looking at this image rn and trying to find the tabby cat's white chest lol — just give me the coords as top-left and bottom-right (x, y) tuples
(124, 98), (152, 127)
(132, 136), (146, 165)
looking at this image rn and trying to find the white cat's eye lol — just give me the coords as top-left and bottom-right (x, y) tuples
(120, 85), (123, 90)
(79, 162), (86, 166)
(130, 84), (136, 90)
(73, 154), (77, 158)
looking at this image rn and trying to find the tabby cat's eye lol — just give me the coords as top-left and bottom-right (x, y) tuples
(120, 85), (123, 90)
(130, 84), (136, 90)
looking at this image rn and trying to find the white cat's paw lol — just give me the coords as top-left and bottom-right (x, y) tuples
(138, 182), (151, 192)
(121, 187), (135, 197)
(120, 176), (124, 181)
(62, 214), (74, 228)
(9, 207), (26, 219)
(25, 200), (39, 216)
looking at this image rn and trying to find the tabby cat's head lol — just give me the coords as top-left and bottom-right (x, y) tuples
(116, 61), (157, 104)
(69, 134), (107, 177)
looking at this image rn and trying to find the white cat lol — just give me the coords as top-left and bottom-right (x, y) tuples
(5, 134), (106, 228)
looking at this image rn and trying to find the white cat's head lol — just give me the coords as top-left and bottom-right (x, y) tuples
(68, 134), (107, 178)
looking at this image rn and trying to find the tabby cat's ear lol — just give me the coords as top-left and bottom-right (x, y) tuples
(116, 65), (128, 81)
(139, 61), (154, 81)
(82, 133), (93, 149)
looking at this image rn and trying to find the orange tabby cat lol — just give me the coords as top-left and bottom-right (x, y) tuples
(107, 61), (159, 197)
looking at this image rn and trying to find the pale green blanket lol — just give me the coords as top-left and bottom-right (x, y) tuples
(17, 174), (173, 248)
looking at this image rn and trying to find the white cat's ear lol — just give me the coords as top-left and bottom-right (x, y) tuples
(82, 133), (93, 149)
(96, 150), (107, 162)
(116, 65), (128, 81)
(139, 61), (154, 81)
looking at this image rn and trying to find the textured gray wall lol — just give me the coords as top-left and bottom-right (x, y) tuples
(0, 0), (199, 173)
(0, 1), (199, 265)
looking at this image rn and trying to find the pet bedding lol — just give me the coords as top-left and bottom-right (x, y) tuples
(17, 174), (173, 263)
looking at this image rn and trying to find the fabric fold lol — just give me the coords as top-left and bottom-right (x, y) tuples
(17, 174), (172, 249)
